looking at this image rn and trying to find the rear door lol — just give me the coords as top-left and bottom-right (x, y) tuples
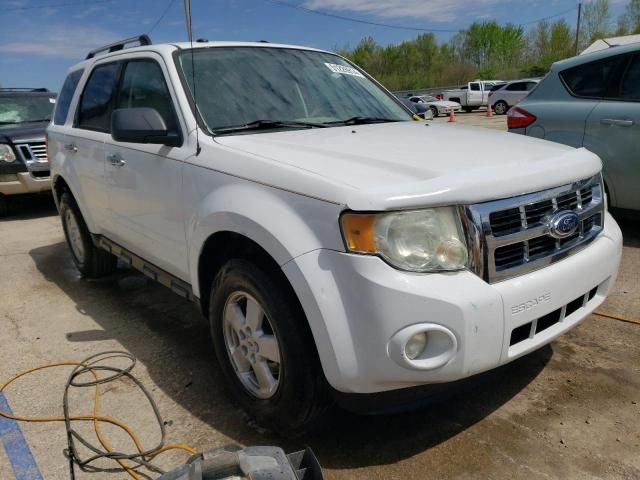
(104, 54), (190, 280)
(67, 61), (122, 231)
(503, 82), (527, 106)
(584, 53), (640, 210)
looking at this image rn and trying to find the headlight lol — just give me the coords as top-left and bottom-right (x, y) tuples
(0, 144), (16, 163)
(341, 207), (469, 272)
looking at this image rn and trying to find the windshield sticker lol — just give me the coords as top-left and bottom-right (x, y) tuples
(325, 63), (364, 78)
(49, 98), (56, 103)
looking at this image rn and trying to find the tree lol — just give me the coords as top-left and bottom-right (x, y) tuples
(580, 0), (611, 49)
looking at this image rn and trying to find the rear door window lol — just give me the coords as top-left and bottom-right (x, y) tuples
(506, 82), (526, 91)
(76, 62), (121, 132)
(560, 56), (627, 98)
(54, 69), (83, 125)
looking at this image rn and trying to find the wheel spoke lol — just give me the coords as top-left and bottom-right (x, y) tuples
(257, 335), (280, 363)
(225, 303), (245, 333)
(230, 346), (251, 372)
(252, 360), (277, 394)
(245, 296), (264, 331)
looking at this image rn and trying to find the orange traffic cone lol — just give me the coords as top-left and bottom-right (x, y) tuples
(448, 110), (456, 123)
(486, 102), (493, 117)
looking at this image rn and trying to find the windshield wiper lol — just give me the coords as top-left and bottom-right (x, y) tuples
(323, 116), (404, 126)
(213, 119), (328, 134)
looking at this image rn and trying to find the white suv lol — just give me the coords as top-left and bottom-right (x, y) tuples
(48, 36), (622, 431)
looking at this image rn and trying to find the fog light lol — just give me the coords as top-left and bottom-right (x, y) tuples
(404, 332), (427, 360)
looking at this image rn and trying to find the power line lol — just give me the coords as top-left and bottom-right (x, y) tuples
(262, 0), (459, 33)
(261, 0), (579, 33)
(3, 0), (112, 11)
(147, 0), (177, 35)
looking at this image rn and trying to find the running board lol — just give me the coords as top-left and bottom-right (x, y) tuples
(94, 235), (196, 302)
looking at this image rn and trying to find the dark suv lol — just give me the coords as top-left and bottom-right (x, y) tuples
(0, 88), (57, 215)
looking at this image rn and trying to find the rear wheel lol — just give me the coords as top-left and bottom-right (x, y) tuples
(59, 192), (117, 278)
(209, 259), (329, 433)
(463, 107), (473, 113)
(493, 101), (509, 115)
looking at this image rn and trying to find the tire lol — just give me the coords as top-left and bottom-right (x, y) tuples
(0, 194), (8, 217)
(493, 101), (509, 115)
(209, 259), (329, 433)
(463, 107), (473, 113)
(59, 192), (117, 278)
(430, 106), (438, 118)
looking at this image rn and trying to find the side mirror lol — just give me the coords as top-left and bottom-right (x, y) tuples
(111, 108), (181, 147)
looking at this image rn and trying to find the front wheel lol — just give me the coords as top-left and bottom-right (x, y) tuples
(493, 101), (509, 115)
(209, 259), (329, 433)
(463, 107), (473, 113)
(0, 194), (8, 217)
(59, 192), (117, 278)
(430, 106), (439, 118)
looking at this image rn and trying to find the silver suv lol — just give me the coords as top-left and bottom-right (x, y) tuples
(509, 44), (640, 212)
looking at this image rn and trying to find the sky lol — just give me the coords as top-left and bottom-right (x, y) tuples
(0, 0), (629, 92)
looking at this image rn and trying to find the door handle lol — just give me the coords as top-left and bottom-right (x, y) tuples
(107, 153), (126, 167)
(600, 118), (634, 127)
(64, 143), (78, 152)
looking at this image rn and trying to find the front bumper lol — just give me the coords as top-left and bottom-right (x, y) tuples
(0, 172), (51, 196)
(284, 212), (622, 394)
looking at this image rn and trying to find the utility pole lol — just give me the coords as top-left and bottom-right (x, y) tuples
(575, 3), (582, 55)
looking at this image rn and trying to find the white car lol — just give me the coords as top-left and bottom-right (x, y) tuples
(489, 79), (540, 115)
(408, 95), (461, 117)
(48, 36), (622, 431)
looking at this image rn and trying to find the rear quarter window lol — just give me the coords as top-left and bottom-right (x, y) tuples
(54, 69), (83, 125)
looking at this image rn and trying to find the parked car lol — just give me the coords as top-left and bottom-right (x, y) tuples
(0, 88), (56, 215)
(398, 96), (433, 119)
(408, 95), (461, 118)
(509, 44), (640, 211)
(438, 80), (504, 112)
(489, 79), (540, 115)
(49, 36), (621, 431)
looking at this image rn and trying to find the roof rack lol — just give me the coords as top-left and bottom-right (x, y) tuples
(0, 88), (50, 92)
(86, 34), (151, 59)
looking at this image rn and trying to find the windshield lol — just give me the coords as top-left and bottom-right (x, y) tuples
(0, 95), (56, 125)
(423, 96), (437, 102)
(178, 47), (411, 134)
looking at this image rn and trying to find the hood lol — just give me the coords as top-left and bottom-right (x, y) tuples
(214, 121), (601, 210)
(0, 122), (48, 143)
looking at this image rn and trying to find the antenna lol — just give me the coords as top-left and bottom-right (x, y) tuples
(184, 0), (201, 155)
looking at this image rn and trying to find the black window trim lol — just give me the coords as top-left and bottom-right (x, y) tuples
(559, 53), (634, 102)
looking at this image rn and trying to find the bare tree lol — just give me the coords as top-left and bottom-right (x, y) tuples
(580, 0), (611, 49)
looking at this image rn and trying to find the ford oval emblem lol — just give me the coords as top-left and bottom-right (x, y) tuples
(547, 210), (580, 239)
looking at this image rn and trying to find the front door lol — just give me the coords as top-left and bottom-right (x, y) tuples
(584, 54), (640, 210)
(105, 55), (191, 280)
(468, 82), (482, 106)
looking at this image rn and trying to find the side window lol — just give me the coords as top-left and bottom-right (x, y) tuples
(77, 62), (121, 132)
(620, 55), (640, 100)
(470, 83), (480, 91)
(560, 56), (625, 98)
(506, 82), (525, 91)
(54, 69), (83, 125)
(116, 60), (178, 131)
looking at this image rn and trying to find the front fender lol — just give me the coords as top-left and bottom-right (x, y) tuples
(186, 180), (344, 298)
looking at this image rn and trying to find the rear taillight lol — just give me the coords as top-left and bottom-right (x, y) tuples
(507, 107), (536, 129)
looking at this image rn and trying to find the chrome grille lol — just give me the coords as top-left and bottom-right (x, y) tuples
(17, 141), (48, 163)
(462, 175), (605, 283)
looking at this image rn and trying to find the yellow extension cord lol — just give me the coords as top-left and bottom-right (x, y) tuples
(0, 361), (197, 480)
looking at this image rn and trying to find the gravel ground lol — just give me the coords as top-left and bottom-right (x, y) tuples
(0, 118), (638, 479)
